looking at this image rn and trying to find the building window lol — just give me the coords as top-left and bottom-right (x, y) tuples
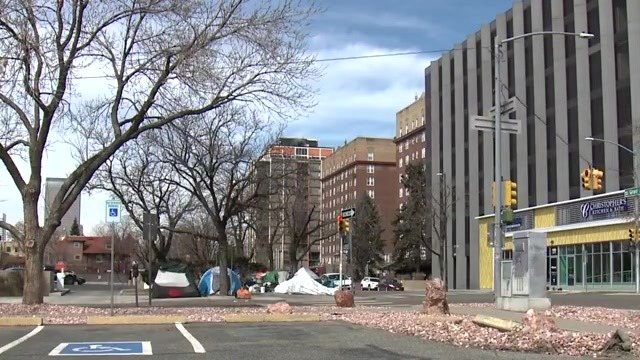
(367, 152), (374, 161)
(353, 190), (356, 199)
(367, 189), (375, 199)
(421, 148), (426, 159)
(73, 242), (81, 248)
(422, 132), (426, 142)
(399, 188), (403, 198)
(295, 148), (308, 157)
(74, 255), (81, 260)
(367, 177), (375, 186)
(367, 165), (374, 173)
(399, 158), (403, 168)
(105, 243), (112, 250)
(96, 255), (103, 263)
(399, 143), (403, 152)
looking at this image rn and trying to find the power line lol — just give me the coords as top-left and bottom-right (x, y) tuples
(0, 46), (490, 81)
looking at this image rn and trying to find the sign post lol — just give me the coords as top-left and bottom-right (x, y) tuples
(105, 200), (122, 316)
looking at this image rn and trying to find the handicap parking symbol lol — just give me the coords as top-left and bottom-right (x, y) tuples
(108, 208), (119, 217)
(49, 341), (152, 356)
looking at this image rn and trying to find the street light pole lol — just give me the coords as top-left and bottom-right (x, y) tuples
(585, 136), (639, 293)
(492, 31), (593, 307)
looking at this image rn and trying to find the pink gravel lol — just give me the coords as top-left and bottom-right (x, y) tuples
(0, 303), (637, 357)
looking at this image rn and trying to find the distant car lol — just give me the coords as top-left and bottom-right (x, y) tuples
(378, 278), (404, 291)
(321, 273), (351, 289)
(60, 271), (86, 285)
(360, 277), (380, 290)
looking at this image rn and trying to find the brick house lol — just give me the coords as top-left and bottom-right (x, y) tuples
(53, 236), (132, 277)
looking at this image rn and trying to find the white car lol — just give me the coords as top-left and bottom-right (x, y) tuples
(322, 273), (351, 289)
(360, 277), (380, 290)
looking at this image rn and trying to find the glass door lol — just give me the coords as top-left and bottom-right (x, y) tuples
(567, 255), (575, 286)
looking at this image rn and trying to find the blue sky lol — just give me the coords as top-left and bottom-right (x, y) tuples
(284, 0), (513, 147)
(0, 0), (512, 234)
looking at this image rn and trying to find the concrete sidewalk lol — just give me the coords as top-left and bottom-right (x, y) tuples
(450, 306), (633, 334)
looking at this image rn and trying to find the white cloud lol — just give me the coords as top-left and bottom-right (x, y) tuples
(285, 36), (436, 145)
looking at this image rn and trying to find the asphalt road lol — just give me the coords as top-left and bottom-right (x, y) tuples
(0, 321), (599, 360)
(61, 283), (640, 310)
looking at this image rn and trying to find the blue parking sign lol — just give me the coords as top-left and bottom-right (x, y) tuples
(49, 341), (152, 356)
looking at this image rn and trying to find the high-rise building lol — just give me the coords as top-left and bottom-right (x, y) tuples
(425, 0), (639, 290)
(44, 177), (82, 236)
(253, 138), (333, 270)
(320, 137), (398, 270)
(395, 92), (427, 205)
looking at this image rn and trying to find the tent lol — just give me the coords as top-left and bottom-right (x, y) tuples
(273, 267), (337, 295)
(198, 267), (241, 296)
(151, 262), (201, 298)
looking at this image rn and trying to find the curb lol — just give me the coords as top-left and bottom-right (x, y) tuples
(86, 315), (186, 325)
(223, 313), (321, 323)
(0, 316), (43, 326)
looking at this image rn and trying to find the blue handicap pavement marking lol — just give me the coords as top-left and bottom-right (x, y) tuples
(49, 341), (152, 356)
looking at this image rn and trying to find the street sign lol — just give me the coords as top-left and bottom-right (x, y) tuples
(470, 115), (522, 134)
(105, 200), (121, 223)
(49, 341), (152, 356)
(341, 207), (355, 219)
(488, 97), (516, 117)
(625, 187), (640, 197)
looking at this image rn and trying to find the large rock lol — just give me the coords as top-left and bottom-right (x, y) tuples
(422, 278), (449, 315)
(267, 301), (292, 314)
(521, 309), (557, 332)
(601, 329), (632, 352)
(334, 290), (355, 307)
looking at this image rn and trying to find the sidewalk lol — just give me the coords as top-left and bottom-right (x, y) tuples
(450, 305), (633, 334)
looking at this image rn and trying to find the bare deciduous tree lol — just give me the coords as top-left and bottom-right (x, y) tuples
(0, 0), (321, 303)
(88, 134), (196, 265)
(157, 105), (279, 295)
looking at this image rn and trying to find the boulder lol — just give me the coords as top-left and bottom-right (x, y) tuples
(601, 329), (632, 352)
(334, 290), (355, 307)
(422, 278), (449, 315)
(236, 288), (251, 300)
(521, 309), (558, 332)
(267, 301), (292, 314)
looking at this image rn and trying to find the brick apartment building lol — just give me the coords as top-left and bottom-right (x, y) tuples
(253, 138), (333, 270)
(395, 93), (427, 205)
(320, 137), (398, 270)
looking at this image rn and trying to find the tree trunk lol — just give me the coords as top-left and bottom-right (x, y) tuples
(288, 249), (298, 274)
(217, 239), (230, 296)
(267, 243), (274, 270)
(22, 201), (44, 304)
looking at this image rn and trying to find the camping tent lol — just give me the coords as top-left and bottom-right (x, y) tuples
(198, 267), (241, 296)
(151, 263), (201, 298)
(273, 267), (336, 295)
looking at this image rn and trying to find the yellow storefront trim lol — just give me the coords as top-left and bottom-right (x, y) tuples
(534, 207), (556, 228)
(478, 222), (630, 289)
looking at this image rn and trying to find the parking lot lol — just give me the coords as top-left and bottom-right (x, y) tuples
(0, 321), (578, 359)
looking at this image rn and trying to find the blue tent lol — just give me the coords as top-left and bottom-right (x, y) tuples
(198, 267), (241, 296)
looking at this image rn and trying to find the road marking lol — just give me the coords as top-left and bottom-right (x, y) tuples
(49, 341), (152, 356)
(0, 325), (44, 355)
(175, 322), (205, 353)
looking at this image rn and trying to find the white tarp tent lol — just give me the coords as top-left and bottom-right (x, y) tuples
(273, 267), (336, 295)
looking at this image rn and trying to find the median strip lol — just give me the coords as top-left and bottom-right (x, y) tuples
(86, 315), (186, 325)
(223, 313), (320, 323)
(0, 316), (43, 326)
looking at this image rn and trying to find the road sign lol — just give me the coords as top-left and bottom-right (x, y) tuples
(105, 200), (121, 223)
(470, 115), (522, 134)
(341, 207), (355, 219)
(488, 97), (516, 117)
(625, 187), (640, 197)
(49, 341), (152, 356)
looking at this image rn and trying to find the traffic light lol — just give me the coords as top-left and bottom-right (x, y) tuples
(344, 219), (350, 233)
(581, 168), (592, 190)
(337, 216), (345, 233)
(504, 180), (517, 208)
(629, 228), (636, 241)
(592, 168), (604, 190)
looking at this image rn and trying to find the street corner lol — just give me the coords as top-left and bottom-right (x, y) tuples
(0, 316), (43, 326)
(0, 323), (207, 358)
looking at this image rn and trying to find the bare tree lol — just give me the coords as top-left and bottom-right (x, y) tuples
(157, 105), (279, 295)
(88, 134), (196, 265)
(0, 0), (321, 303)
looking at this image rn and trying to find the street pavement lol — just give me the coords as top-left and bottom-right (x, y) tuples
(0, 321), (597, 359)
(15, 284), (640, 311)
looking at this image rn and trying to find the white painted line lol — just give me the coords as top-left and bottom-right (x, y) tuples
(0, 325), (44, 355)
(175, 322), (205, 353)
(141, 341), (153, 355)
(48, 342), (67, 356)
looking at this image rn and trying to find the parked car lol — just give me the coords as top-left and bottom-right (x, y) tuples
(59, 271), (86, 285)
(360, 277), (380, 290)
(320, 273), (352, 289)
(378, 278), (404, 291)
